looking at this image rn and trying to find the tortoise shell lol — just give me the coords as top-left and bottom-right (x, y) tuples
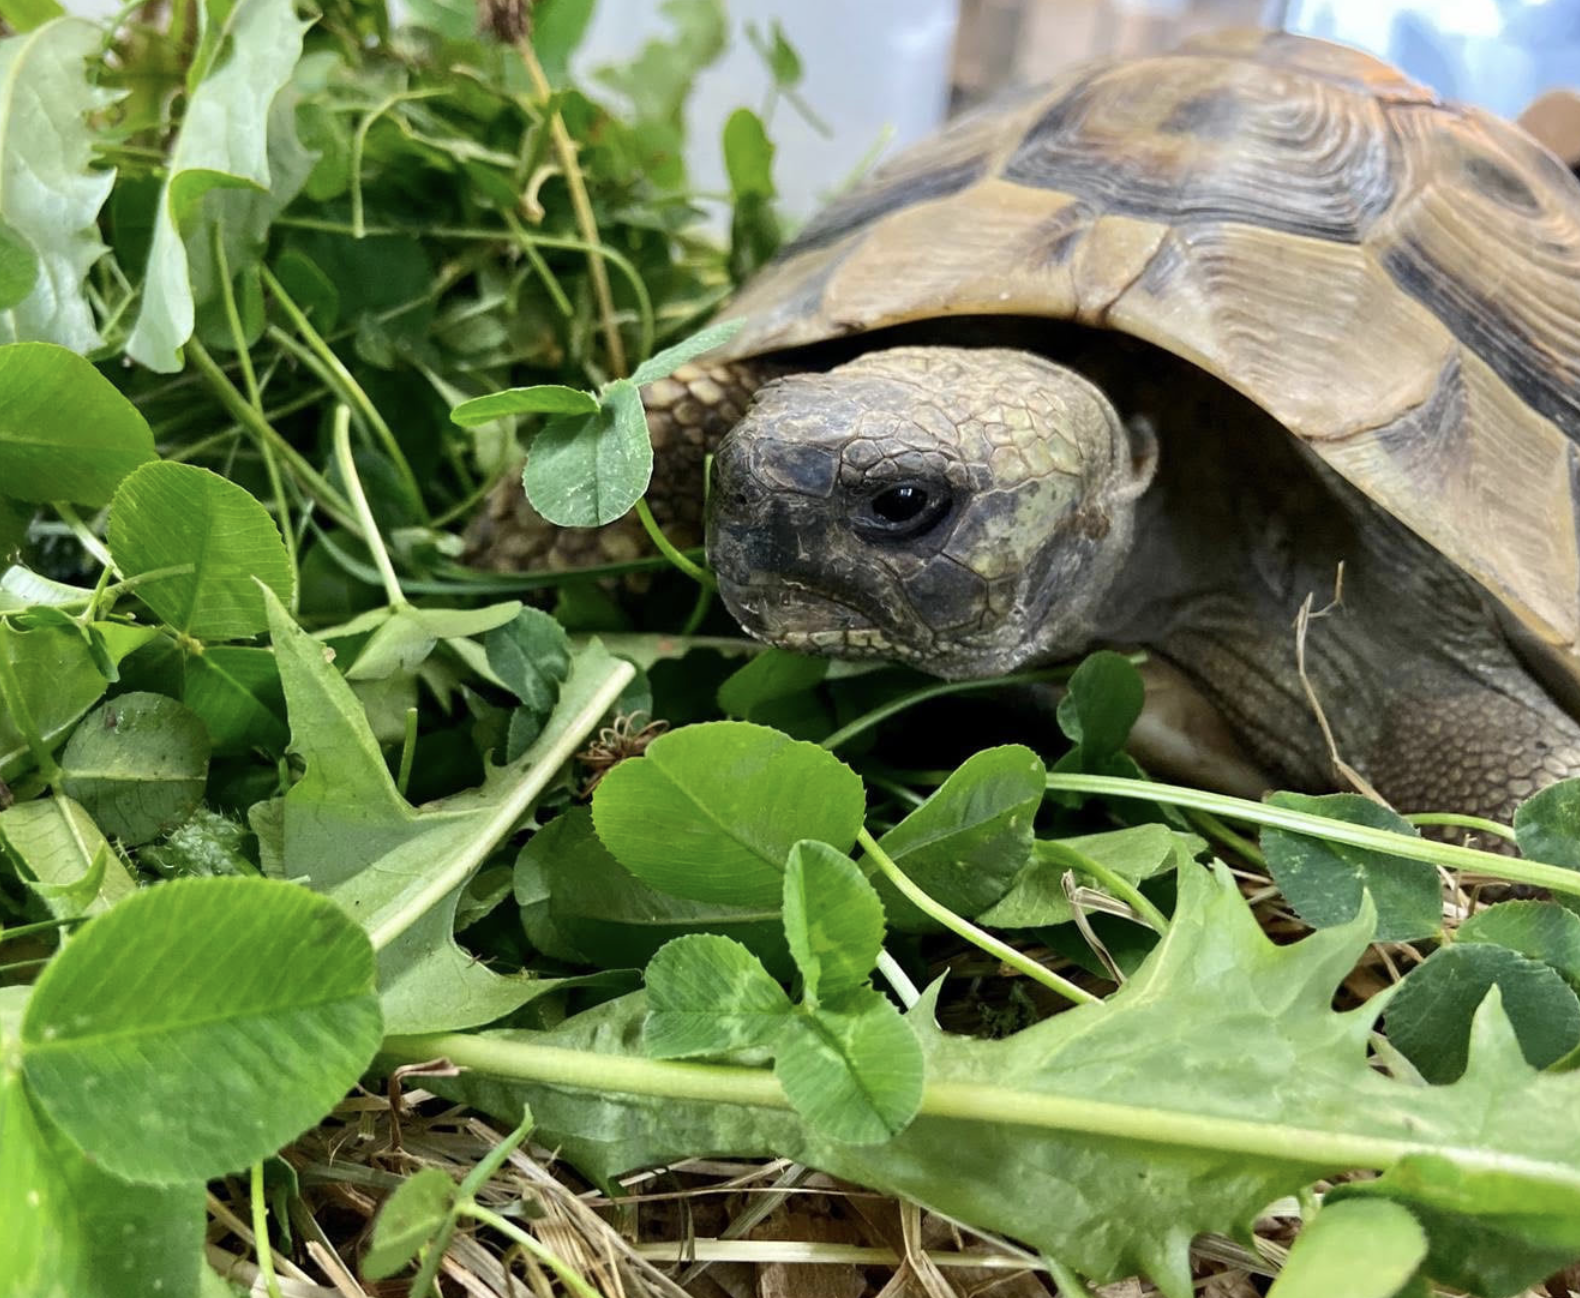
(707, 28), (1580, 675)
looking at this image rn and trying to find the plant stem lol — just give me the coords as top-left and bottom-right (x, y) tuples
(1046, 773), (1580, 896)
(51, 503), (115, 572)
(875, 949), (920, 1009)
(332, 407), (407, 610)
(820, 669), (1071, 753)
(186, 340), (359, 529)
(1034, 838), (1168, 933)
(515, 39), (627, 376)
(857, 827), (1101, 1007)
(250, 1162), (283, 1298)
(212, 226), (261, 410)
(1406, 812), (1518, 843)
(379, 1030), (1580, 1194)
(635, 497), (716, 587)
(396, 707), (418, 798)
(262, 266), (426, 515)
(462, 1203), (609, 1298)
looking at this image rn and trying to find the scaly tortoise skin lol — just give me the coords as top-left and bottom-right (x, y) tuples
(482, 29), (1580, 823)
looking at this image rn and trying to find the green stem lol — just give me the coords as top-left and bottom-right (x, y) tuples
(0, 915), (86, 944)
(250, 1162), (283, 1298)
(1034, 839), (1168, 933)
(380, 1031), (1580, 1193)
(1406, 812), (1518, 843)
(820, 669), (1070, 752)
(52, 503), (115, 572)
(396, 707), (418, 798)
(1186, 808), (1268, 868)
(1046, 774), (1580, 896)
(262, 266), (426, 516)
(857, 827), (1101, 1006)
(186, 340), (358, 529)
(212, 225), (261, 410)
(332, 407), (407, 610)
(461, 1203), (609, 1298)
(515, 38), (626, 376)
(635, 497), (715, 588)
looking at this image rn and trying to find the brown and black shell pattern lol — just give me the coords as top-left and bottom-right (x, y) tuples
(708, 28), (1580, 676)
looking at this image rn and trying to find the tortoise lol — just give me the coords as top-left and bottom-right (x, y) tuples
(478, 28), (1580, 824)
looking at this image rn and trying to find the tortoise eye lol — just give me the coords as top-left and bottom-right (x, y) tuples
(855, 482), (953, 540)
(873, 485), (928, 522)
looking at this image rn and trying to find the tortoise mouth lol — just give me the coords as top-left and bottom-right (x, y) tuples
(716, 575), (903, 660)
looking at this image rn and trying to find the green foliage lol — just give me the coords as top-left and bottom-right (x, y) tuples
(0, 344), (155, 505)
(60, 693), (211, 845)
(18, 876), (380, 1182)
(0, 21), (115, 350)
(3, 5), (1580, 1291)
(1384, 943), (1580, 1082)
(874, 743), (1042, 923)
(1266, 1199), (1427, 1298)
(592, 720), (866, 907)
(1262, 792), (1442, 942)
(125, 0), (311, 370)
(107, 461), (295, 640)
(362, 1166), (455, 1280)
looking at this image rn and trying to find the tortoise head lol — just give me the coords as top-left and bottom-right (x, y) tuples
(706, 346), (1157, 679)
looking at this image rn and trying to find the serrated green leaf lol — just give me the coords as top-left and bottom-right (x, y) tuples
(21, 876), (381, 1183)
(1331, 990), (1580, 1294)
(0, 1065), (205, 1298)
(1385, 942), (1580, 1082)
(451, 384), (600, 426)
(783, 839), (884, 1006)
(522, 382), (651, 527)
(108, 461), (294, 640)
(1458, 900), (1580, 984)
(264, 587), (632, 1032)
(774, 990), (924, 1144)
(1262, 792), (1442, 942)
(644, 933), (792, 1058)
(630, 318), (747, 386)
(1514, 778), (1580, 869)
(0, 343), (156, 506)
(1267, 1199), (1426, 1298)
(60, 693), (211, 846)
(126, 0), (311, 371)
(423, 865), (1580, 1297)
(516, 806), (789, 971)
(874, 744), (1043, 923)
(363, 1166), (455, 1280)
(592, 720), (866, 908)
(0, 20), (116, 350)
